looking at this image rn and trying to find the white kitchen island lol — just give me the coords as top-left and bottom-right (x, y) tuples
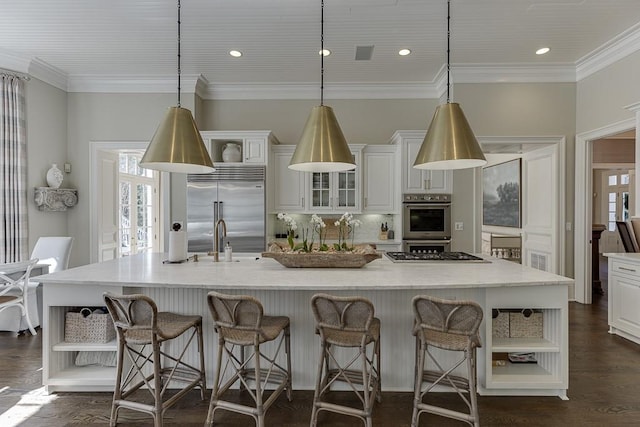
(38, 252), (573, 399)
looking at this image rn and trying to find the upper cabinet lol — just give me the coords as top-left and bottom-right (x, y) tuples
(307, 145), (364, 213)
(269, 145), (307, 213)
(201, 131), (279, 165)
(391, 131), (452, 194)
(362, 144), (400, 214)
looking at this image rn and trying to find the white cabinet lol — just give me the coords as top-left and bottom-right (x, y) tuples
(201, 131), (279, 165)
(390, 131), (452, 194)
(482, 286), (568, 399)
(608, 257), (640, 345)
(362, 145), (399, 214)
(307, 145), (364, 213)
(270, 146), (307, 213)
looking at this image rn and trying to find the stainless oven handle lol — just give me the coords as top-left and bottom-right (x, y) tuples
(403, 202), (452, 207)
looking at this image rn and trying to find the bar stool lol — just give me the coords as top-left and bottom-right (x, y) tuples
(206, 291), (292, 427)
(310, 293), (381, 427)
(411, 295), (483, 427)
(103, 292), (206, 427)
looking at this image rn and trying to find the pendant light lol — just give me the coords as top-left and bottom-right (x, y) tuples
(289, 0), (355, 173)
(413, 0), (486, 170)
(140, 0), (215, 174)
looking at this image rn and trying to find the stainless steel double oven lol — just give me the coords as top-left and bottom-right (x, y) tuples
(402, 193), (452, 253)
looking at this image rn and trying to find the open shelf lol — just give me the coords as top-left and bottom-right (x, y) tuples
(48, 365), (116, 385)
(491, 337), (560, 353)
(52, 340), (117, 352)
(490, 362), (563, 388)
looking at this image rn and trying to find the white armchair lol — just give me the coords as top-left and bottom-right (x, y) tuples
(0, 259), (39, 335)
(0, 236), (73, 333)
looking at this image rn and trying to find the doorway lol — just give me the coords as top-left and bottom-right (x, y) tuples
(574, 119), (636, 304)
(90, 141), (169, 263)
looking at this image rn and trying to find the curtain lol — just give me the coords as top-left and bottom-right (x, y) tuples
(0, 75), (28, 263)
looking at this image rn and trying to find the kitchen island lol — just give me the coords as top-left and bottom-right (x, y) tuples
(38, 252), (573, 399)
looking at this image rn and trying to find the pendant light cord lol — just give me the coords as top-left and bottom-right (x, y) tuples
(320, 0), (324, 106)
(446, 0), (451, 104)
(177, 0), (182, 107)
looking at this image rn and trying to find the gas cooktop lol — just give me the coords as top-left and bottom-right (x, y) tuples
(385, 252), (489, 263)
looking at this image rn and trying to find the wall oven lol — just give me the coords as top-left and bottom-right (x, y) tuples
(402, 193), (452, 240)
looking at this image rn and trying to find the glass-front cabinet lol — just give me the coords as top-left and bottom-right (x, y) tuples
(308, 145), (363, 212)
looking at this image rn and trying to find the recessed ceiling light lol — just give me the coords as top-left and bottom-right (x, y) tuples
(399, 48), (411, 56)
(229, 50), (242, 57)
(319, 49), (331, 56)
(536, 47), (550, 55)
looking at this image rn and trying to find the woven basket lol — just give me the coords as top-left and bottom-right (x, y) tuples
(491, 310), (510, 338)
(509, 309), (543, 338)
(65, 308), (116, 343)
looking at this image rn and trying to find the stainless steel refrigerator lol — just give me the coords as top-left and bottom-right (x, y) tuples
(187, 165), (266, 253)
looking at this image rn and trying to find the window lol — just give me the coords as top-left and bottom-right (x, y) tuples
(118, 153), (159, 257)
(605, 171), (630, 231)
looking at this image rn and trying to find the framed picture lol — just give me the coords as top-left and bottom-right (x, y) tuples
(483, 159), (521, 228)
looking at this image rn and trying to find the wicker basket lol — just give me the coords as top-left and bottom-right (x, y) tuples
(64, 307), (115, 343)
(509, 309), (543, 338)
(491, 309), (510, 338)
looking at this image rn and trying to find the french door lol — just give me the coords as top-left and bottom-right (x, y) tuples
(118, 153), (160, 257)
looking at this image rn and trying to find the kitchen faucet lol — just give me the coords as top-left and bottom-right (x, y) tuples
(213, 219), (227, 262)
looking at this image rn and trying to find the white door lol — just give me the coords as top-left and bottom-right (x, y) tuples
(601, 170), (630, 253)
(96, 150), (119, 262)
(521, 145), (559, 273)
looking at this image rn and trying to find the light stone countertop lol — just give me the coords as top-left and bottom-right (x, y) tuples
(603, 252), (640, 262)
(37, 252), (574, 291)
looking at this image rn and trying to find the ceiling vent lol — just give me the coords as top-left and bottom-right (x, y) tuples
(355, 45), (374, 61)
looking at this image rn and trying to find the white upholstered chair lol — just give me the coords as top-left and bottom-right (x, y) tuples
(0, 259), (39, 335)
(0, 236), (73, 333)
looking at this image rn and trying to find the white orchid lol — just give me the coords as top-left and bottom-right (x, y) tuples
(334, 212), (361, 250)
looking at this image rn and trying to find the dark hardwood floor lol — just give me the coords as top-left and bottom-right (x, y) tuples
(2, 260), (640, 426)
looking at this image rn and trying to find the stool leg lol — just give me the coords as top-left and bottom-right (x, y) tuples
(110, 336), (125, 427)
(375, 337), (382, 403)
(361, 344), (372, 427)
(153, 340), (162, 427)
(253, 342), (265, 427)
(468, 348), (480, 427)
(197, 323), (207, 401)
(205, 336), (225, 427)
(310, 340), (327, 427)
(411, 338), (425, 427)
(285, 325), (293, 401)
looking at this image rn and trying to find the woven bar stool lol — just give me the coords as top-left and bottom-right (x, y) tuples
(103, 292), (206, 427)
(411, 295), (483, 427)
(206, 291), (292, 427)
(310, 293), (381, 427)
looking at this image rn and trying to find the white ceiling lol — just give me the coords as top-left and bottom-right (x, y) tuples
(2, 0), (640, 96)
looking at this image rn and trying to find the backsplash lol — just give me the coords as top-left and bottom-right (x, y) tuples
(269, 213), (399, 244)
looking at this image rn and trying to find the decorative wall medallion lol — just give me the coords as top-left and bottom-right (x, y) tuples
(34, 187), (78, 212)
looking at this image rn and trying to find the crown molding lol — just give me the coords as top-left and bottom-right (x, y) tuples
(28, 58), (68, 91)
(576, 22), (640, 81)
(0, 48), (31, 74)
(66, 74), (202, 93)
(202, 81), (440, 100)
(452, 64), (576, 83)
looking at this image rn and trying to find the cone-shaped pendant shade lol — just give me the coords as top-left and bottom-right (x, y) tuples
(140, 106), (215, 174)
(414, 103), (487, 170)
(289, 105), (355, 172)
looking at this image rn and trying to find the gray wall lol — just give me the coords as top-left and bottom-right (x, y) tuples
(577, 50), (640, 133)
(25, 78), (68, 253)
